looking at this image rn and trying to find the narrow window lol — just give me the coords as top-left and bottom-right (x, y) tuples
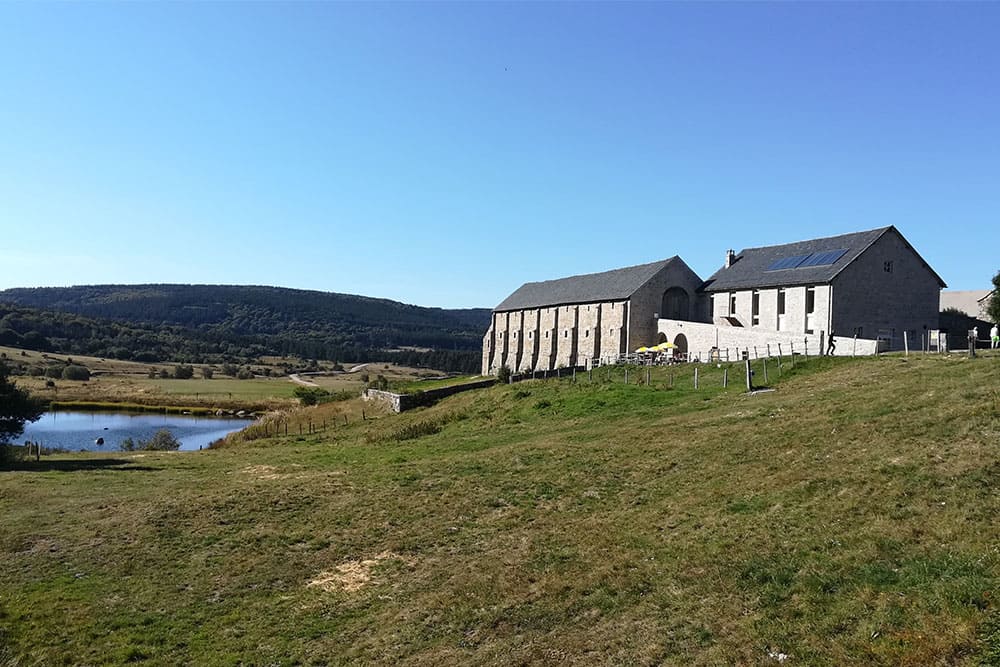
(528, 331), (533, 339)
(729, 292), (737, 315)
(853, 326), (863, 337)
(584, 329), (589, 338)
(777, 289), (786, 331)
(805, 287), (816, 334)
(545, 331), (549, 338)
(884, 261), (893, 273)
(751, 290), (760, 326)
(564, 330), (569, 338)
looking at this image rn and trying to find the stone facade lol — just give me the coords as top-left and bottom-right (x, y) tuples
(711, 284), (833, 336)
(483, 259), (706, 375)
(829, 231), (942, 348)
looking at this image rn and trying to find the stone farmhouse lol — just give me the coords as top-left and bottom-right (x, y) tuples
(483, 226), (945, 375)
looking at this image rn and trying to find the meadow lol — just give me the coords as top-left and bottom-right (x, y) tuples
(1, 345), (444, 412)
(2, 353), (1000, 664)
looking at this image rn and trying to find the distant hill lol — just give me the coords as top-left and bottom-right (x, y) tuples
(0, 285), (491, 372)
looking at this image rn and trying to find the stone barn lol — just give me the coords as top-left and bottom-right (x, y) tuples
(483, 257), (707, 375)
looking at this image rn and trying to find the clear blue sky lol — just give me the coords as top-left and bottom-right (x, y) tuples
(1, 2), (997, 308)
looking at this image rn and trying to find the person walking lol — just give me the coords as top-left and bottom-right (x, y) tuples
(991, 324), (999, 350)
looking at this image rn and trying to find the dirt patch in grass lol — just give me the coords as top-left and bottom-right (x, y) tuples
(307, 552), (415, 593)
(239, 464), (288, 480)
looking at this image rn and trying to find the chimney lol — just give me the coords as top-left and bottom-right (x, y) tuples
(725, 249), (736, 268)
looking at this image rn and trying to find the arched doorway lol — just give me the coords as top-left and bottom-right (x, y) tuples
(673, 333), (688, 355)
(657, 332), (668, 344)
(661, 287), (690, 321)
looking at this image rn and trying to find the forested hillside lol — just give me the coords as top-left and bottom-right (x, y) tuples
(0, 285), (491, 372)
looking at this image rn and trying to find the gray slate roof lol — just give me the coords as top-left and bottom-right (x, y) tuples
(494, 257), (681, 312)
(702, 226), (945, 291)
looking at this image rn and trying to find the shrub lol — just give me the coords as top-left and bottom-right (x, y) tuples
(121, 429), (180, 452)
(236, 368), (254, 380)
(62, 365), (90, 381)
(497, 365), (512, 384)
(221, 363), (239, 377)
(145, 429), (181, 450)
(0, 444), (26, 465)
(173, 364), (194, 380)
(201, 367), (214, 379)
(293, 386), (330, 406)
(45, 366), (63, 379)
(159, 369), (170, 379)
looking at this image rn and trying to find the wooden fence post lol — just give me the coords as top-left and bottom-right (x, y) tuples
(745, 359), (753, 391)
(904, 330), (909, 356)
(762, 358), (768, 384)
(694, 367), (699, 389)
(723, 367), (728, 387)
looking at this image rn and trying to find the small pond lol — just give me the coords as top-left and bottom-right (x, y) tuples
(21, 411), (254, 452)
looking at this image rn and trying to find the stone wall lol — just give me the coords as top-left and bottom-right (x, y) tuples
(657, 318), (880, 360)
(554, 304), (579, 369)
(487, 300), (631, 375)
(363, 378), (498, 413)
(831, 231), (941, 350)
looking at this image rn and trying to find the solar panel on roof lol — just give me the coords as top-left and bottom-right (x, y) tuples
(766, 254), (811, 271)
(798, 248), (848, 267)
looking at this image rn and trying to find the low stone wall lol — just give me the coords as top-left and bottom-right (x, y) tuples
(657, 319), (881, 360)
(362, 378), (497, 413)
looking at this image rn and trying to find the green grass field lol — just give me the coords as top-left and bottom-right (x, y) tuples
(390, 374), (483, 394)
(141, 377), (299, 399)
(3, 354), (1000, 664)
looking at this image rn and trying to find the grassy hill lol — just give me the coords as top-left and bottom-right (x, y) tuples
(0, 284), (491, 372)
(3, 354), (1000, 664)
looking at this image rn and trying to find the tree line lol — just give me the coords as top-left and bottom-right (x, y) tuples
(0, 303), (481, 373)
(0, 284), (490, 350)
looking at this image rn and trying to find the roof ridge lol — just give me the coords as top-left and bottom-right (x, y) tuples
(736, 226), (891, 253)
